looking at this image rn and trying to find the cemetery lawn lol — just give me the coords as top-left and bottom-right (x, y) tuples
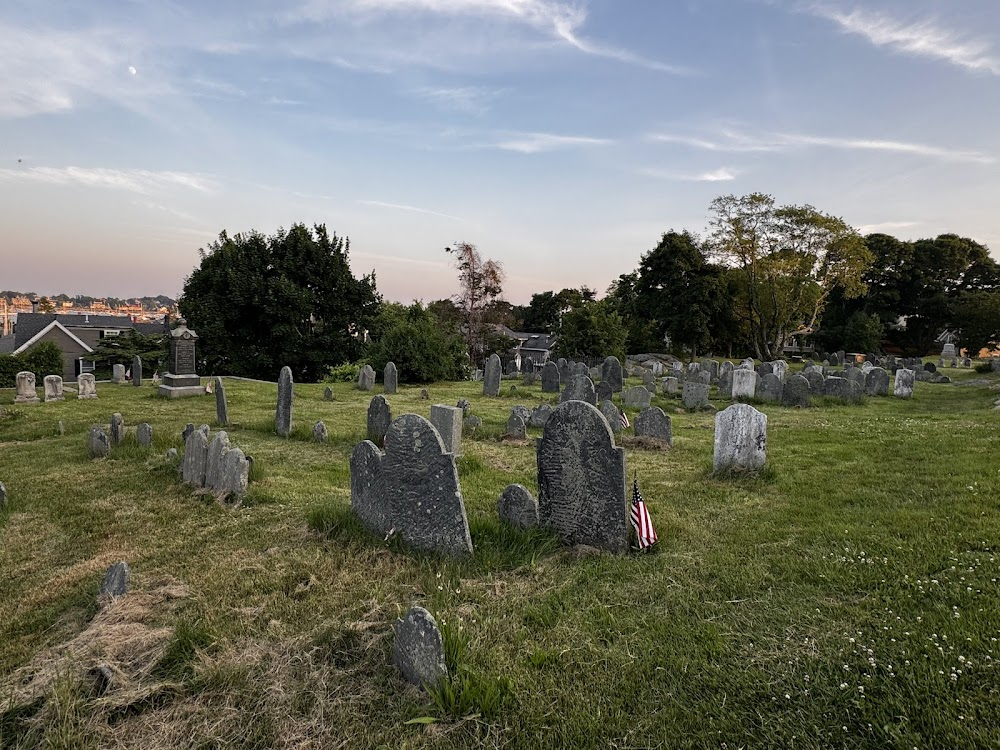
(2, 370), (999, 749)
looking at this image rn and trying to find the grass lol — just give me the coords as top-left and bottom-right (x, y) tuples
(1, 367), (1000, 748)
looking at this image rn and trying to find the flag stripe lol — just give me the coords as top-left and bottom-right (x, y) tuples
(630, 477), (657, 550)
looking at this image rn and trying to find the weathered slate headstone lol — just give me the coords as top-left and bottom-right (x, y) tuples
(136, 422), (153, 447)
(505, 412), (526, 439)
(696, 370), (711, 386)
(682, 382), (711, 410)
(757, 373), (783, 403)
(595, 380), (613, 402)
(528, 404), (553, 428)
(182, 423), (195, 442)
(622, 386), (652, 409)
(557, 358), (570, 385)
(88, 426), (110, 458)
(132, 356), (143, 387)
(276, 366), (293, 437)
(600, 399), (623, 434)
(865, 367), (890, 397)
(214, 376), (228, 426)
(803, 370), (825, 393)
(483, 354), (502, 397)
(523, 369), (536, 386)
(205, 430), (231, 490)
(720, 361), (734, 377)
(358, 364), (376, 391)
(825, 377), (863, 403)
(713, 404), (767, 474)
(393, 606), (447, 689)
(718, 369), (733, 399)
(383, 362), (398, 395)
(112, 364), (126, 384)
(182, 429), (209, 486)
(560, 374), (597, 405)
(463, 415), (482, 433)
(756, 362), (774, 378)
(430, 404), (463, 456)
(100, 562), (130, 598)
(497, 484), (538, 529)
(541, 361), (560, 393)
(221, 448), (250, 501)
(367, 395), (392, 445)
(780, 374), (811, 408)
(323, 386), (333, 401)
(846, 368), (866, 389)
(635, 406), (672, 445)
(110, 413), (125, 446)
(537, 401), (628, 553)
(601, 356), (624, 393)
(456, 398), (472, 416)
(313, 421), (328, 443)
(350, 414), (473, 555)
(894, 368), (915, 399)
(77, 373), (97, 399)
(43, 375), (64, 402)
(14, 372), (39, 404)
(731, 369), (757, 400)
(661, 377), (680, 397)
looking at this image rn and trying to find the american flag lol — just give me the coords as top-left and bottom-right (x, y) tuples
(619, 408), (630, 430)
(630, 476), (658, 550)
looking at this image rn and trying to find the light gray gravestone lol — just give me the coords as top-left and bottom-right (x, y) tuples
(622, 386), (653, 409)
(846, 368), (866, 389)
(772, 360), (788, 381)
(483, 354), (502, 397)
(731, 369), (757, 400)
(132, 356), (143, 387)
(560, 374), (597, 405)
(537, 400), (628, 553)
(393, 606), (447, 689)
(600, 399), (623, 434)
(720, 361), (734, 378)
(350, 414), (473, 556)
(112, 364), (126, 384)
(601, 356), (623, 392)
(136, 422), (153, 448)
(221, 447), (250, 501)
(276, 366), (293, 437)
(540, 361), (560, 393)
(682, 381), (711, 410)
(358, 364), (376, 391)
(109, 413), (125, 446)
(205, 430), (231, 490)
(713, 404), (767, 474)
(77, 373), (97, 399)
(780, 374), (811, 408)
(430, 404), (463, 456)
(14, 372), (39, 404)
(323, 386), (333, 401)
(88, 426), (110, 458)
(661, 377), (680, 397)
(214, 376), (228, 426)
(100, 561), (130, 598)
(182, 428), (210, 487)
(313, 421), (328, 443)
(696, 370), (711, 385)
(505, 412), (527, 439)
(687, 362), (701, 377)
(367, 395), (392, 445)
(511, 405), (531, 424)
(635, 406), (672, 445)
(497, 484), (539, 529)
(528, 404), (553, 428)
(865, 367), (890, 397)
(894, 368), (915, 399)
(595, 380), (613, 403)
(384, 362), (398, 395)
(942, 343), (957, 359)
(804, 370), (825, 393)
(43, 375), (64, 402)
(0, 482), (6, 508)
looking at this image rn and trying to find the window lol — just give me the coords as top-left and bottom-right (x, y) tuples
(101, 329), (122, 338)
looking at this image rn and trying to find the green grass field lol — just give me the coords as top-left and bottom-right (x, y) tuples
(1, 368), (999, 749)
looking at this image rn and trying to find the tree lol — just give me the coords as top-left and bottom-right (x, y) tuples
(179, 223), (380, 381)
(91, 330), (168, 370)
(37, 296), (55, 313)
(367, 302), (468, 383)
(950, 291), (1000, 355)
(554, 301), (626, 360)
(707, 193), (872, 359)
(445, 242), (506, 364)
(518, 288), (595, 333)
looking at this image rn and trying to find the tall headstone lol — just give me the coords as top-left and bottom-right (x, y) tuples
(358, 365), (376, 391)
(634, 406), (672, 446)
(383, 362), (398, 395)
(600, 399), (623, 434)
(560, 374), (597, 405)
(718, 369), (733, 399)
(537, 401), (628, 553)
(109, 413), (125, 446)
(540, 362), (560, 393)
(894, 368), (915, 399)
(865, 367), (890, 397)
(601, 356), (624, 393)
(483, 354), (502, 397)
(713, 404), (767, 474)
(557, 358), (570, 385)
(43, 375), (64, 402)
(14, 372), (39, 404)
(367, 395), (392, 445)
(205, 431), (230, 490)
(182, 428), (210, 486)
(780, 374), (811, 407)
(77, 373), (97, 399)
(214, 376), (228, 426)
(159, 318), (202, 398)
(757, 373), (784, 403)
(136, 422), (153, 448)
(731, 369), (757, 400)
(112, 364), (126, 384)
(275, 366), (293, 437)
(323, 386), (333, 401)
(430, 404), (463, 456)
(132, 356), (143, 387)
(88, 426), (110, 458)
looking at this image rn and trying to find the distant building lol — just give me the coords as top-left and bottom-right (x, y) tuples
(498, 326), (558, 369)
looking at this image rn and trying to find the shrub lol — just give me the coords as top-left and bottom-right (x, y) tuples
(367, 303), (469, 383)
(323, 362), (361, 383)
(0, 341), (63, 388)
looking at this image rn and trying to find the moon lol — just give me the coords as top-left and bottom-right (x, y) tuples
(128, 66), (137, 76)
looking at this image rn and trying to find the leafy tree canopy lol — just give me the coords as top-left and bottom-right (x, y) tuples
(367, 302), (468, 383)
(554, 300), (626, 360)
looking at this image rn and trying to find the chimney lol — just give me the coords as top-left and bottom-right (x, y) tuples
(31, 298), (38, 314)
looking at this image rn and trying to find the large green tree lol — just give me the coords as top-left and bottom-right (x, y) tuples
(179, 224), (380, 381)
(367, 302), (468, 383)
(554, 300), (626, 360)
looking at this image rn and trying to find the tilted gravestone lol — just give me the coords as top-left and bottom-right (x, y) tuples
(368, 395), (392, 445)
(136, 422), (153, 447)
(100, 561), (130, 598)
(43, 375), (64, 402)
(77, 373), (97, 399)
(600, 399), (623, 434)
(602, 356), (624, 393)
(393, 606), (447, 690)
(430, 404), (463, 456)
(358, 364), (376, 391)
(635, 406), (672, 445)
(110, 413), (125, 446)
(350, 414), (473, 556)
(88, 426), (110, 458)
(540, 361), (560, 393)
(622, 386), (652, 409)
(14, 372), (39, 404)
(560, 374), (597, 405)
(865, 367), (890, 397)
(682, 382), (711, 410)
(780, 374), (811, 408)
(505, 412), (527, 439)
(536, 400), (628, 554)
(276, 366), (293, 437)
(384, 362), (398, 395)
(528, 404), (553, 427)
(205, 431), (231, 490)
(483, 354), (502, 397)
(894, 368), (915, 399)
(713, 403), (767, 474)
(497, 484), (539, 529)
(214, 376), (228, 426)
(313, 421), (328, 443)
(132, 355), (143, 387)
(718, 370), (733, 399)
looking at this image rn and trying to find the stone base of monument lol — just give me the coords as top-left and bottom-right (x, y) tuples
(158, 373), (204, 398)
(14, 395), (40, 404)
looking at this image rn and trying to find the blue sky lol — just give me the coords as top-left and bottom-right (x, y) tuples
(2, 0), (998, 304)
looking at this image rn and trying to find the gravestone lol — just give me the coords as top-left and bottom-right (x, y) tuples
(718, 370), (733, 399)
(463, 415), (482, 433)
(600, 399), (623, 434)
(506, 360), (518, 377)
(894, 368), (915, 399)
(276, 366), (293, 437)
(497, 484), (538, 529)
(511, 405), (531, 424)
(731, 369), (757, 400)
(642, 370), (656, 389)
(112, 364), (126, 384)
(483, 354), (502, 397)
(772, 360), (788, 381)
(14, 372), (39, 404)
(595, 380), (613, 403)
(159, 318), (202, 397)
(560, 374), (597, 405)
(780, 374), (810, 408)
(846, 368), (866, 389)
(100, 562), (130, 598)
(456, 398), (471, 416)
(205, 431), (230, 490)
(557, 358), (570, 385)
(622, 386), (652, 409)
(43, 375), (64, 402)
(358, 365), (376, 391)
(804, 370), (825, 393)
(682, 382), (711, 410)
(528, 404), (553, 427)
(88, 426), (110, 458)
(505, 412), (526, 439)
(757, 373), (783, 403)
(393, 606), (447, 689)
(214, 376), (228, 426)
(963, 357), (972, 368)
(420, 389), (429, 400)
(825, 377), (863, 403)
(182, 428), (209, 486)
(0, 482), (6, 508)
(132, 356), (143, 387)
(76, 373), (97, 399)
(136, 422), (153, 447)
(523, 369), (536, 386)
(350, 414), (473, 556)
(222, 448), (250, 501)
(942, 343), (957, 359)
(635, 406), (672, 445)
(541, 362), (560, 393)
(110, 413), (125, 446)
(719, 361), (734, 377)
(536, 400), (628, 553)
(368, 395), (392, 445)
(383, 362), (398, 395)
(696, 371), (711, 385)
(313, 421), (328, 443)
(713, 404), (767, 474)
(430, 404), (463, 456)
(323, 386), (333, 401)
(661, 377), (680, 397)
(521, 357), (534, 374)
(865, 367), (890, 397)
(924, 362), (937, 374)
(602, 356), (624, 393)
(756, 362), (774, 378)
(182, 423), (195, 442)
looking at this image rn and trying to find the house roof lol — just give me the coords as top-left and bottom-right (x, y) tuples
(14, 320), (94, 355)
(133, 320), (170, 335)
(521, 334), (556, 351)
(13, 312), (141, 348)
(0, 335), (16, 354)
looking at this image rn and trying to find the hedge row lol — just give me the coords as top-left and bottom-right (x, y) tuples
(0, 341), (64, 389)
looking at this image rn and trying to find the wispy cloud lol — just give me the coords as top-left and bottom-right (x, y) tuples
(490, 131), (613, 153)
(856, 221), (921, 234)
(811, 5), (1000, 76)
(649, 128), (994, 164)
(641, 166), (738, 182)
(0, 166), (215, 194)
(412, 85), (501, 115)
(358, 199), (462, 221)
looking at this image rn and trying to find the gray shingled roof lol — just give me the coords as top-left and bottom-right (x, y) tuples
(13, 313), (141, 348)
(0, 335), (16, 354)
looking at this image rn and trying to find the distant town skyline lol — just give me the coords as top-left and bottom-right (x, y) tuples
(2, 0), (999, 305)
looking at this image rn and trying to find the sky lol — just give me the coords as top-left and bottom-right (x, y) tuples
(1, 0), (999, 305)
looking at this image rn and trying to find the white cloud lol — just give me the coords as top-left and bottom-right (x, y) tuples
(358, 199), (462, 221)
(0, 166), (215, 194)
(693, 168), (737, 182)
(412, 85), (501, 114)
(491, 131), (613, 153)
(640, 166), (738, 182)
(855, 221), (920, 234)
(812, 5), (1000, 76)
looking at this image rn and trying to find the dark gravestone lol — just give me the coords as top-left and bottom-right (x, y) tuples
(682, 382), (711, 410)
(595, 380), (613, 402)
(497, 484), (539, 529)
(350, 414), (473, 556)
(804, 370), (825, 393)
(557, 358), (569, 385)
(634, 406), (672, 445)
(865, 367), (890, 397)
(132, 355), (143, 387)
(506, 360), (519, 377)
(924, 362), (937, 374)
(358, 365), (376, 391)
(463, 415), (482, 434)
(757, 373), (783, 403)
(367, 395), (392, 445)
(622, 386), (653, 409)
(215, 376), (228, 426)
(600, 399), (623, 434)
(780, 374), (811, 408)
(99, 561), (130, 598)
(393, 606), (447, 690)
(88, 426), (110, 458)
(537, 401), (628, 553)
(825, 377), (863, 403)
(521, 357), (534, 374)
(756, 362), (774, 378)
(718, 369), (733, 399)
(528, 404), (553, 427)
(540, 362), (560, 393)
(323, 386), (333, 401)
(276, 366), (293, 437)
(160, 318), (202, 397)
(182, 423), (195, 442)
(505, 412), (527, 439)
(846, 368), (866, 389)
(560, 374), (597, 405)
(110, 413), (125, 446)
(602, 356), (624, 393)
(384, 362), (398, 395)
(483, 354), (502, 397)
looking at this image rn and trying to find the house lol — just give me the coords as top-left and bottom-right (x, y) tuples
(497, 326), (558, 370)
(1, 304), (169, 382)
